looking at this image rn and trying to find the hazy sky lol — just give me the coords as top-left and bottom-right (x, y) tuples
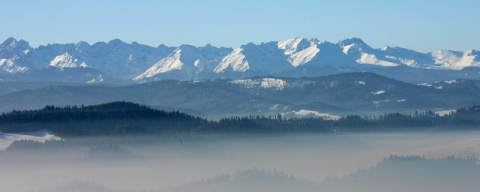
(1, 0), (479, 52)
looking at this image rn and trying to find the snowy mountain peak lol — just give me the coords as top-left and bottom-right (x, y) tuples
(429, 49), (480, 69)
(288, 44), (320, 67)
(1, 37), (480, 83)
(133, 48), (184, 80)
(277, 37), (321, 67)
(278, 37), (318, 55)
(0, 37), (30, 55)
(2, 37), (18, 47)
(338, 38), (372, 55)
(337, 38), (367, 47)
(0, 59), (29, 74)
(215, 48), (249, 73)
(49, 52), (88, 68)
(356, 53), (399, 67)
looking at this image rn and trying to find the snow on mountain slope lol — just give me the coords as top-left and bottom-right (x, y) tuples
(215, 48), (249, 73)
(356, 53), (399, 67)
(134, 49), (183, 80)
(0, 59), (29, 74)
(278, 37), (321, 67)
(288, 44), (320, 67)
(0, 38), (32, 74)
(342, 44), (354, 54)
(0, 38), (31, 58)
(278, 37), (317, 55)
(134, 45), (232, 81)
(49, 52), (88, 68)
(431, 49), (480, 70)
(339, 38), (401, 67)
(0, 130), (61, 150)
(379, 46), (434, 68)
(338, 38), (373, 54)
(86, 74), (104, 84)
(1, 37), (480, 83)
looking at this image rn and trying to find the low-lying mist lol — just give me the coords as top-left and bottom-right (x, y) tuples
(0, 131), (479, 192)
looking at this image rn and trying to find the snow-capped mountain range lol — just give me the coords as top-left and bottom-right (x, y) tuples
(1, 37), (479, 84)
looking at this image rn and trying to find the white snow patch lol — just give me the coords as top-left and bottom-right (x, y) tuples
(0, 59), (29, 73)
(277, 37), (305, 55)
(23, 49), (30, 54)
(86, 75), (104, 84)
(355, 81), (366, 85)
(49, 52), (88, 68)
(283, 110), (340, 120)
(0, 130), (62, 151)
(194, 59), (200, 67)
(260, 78), (287, 90)
(435, 109), (456, 117)
(215, 48), (249, 73)
(230, 78), (287, 90)
(230, 79), (258, 88)
(127, 54), (134, 62)
(269, 104), (289, 111)
(431, 49), (480, 70)
(371, 90), (385, 95)
(288, 45), (319, 67)
(385, 55), (417, 67)
(418, 83), (432, 87)
(444, 80), (457, 84)
(356, 53), (399, 67)
(342, 44), (354, 54)
(134, 49), (183, 80)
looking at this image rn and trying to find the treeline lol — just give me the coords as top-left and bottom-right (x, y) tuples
(0, 102), (479, 136)
(214, 107), (480, 133)
(0, 101), (209, 136)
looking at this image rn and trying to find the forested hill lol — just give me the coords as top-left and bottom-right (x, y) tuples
(0, 101), (209, 136)
(0, 102), (479, 136)
(0, 101), (197, 122)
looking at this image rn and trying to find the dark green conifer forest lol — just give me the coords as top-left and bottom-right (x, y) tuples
(0, 101), (479, 136)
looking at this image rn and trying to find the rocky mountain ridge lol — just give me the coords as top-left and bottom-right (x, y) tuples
(1, 37), (479, 84)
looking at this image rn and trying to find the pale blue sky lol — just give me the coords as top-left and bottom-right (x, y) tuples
(1, 0), (479, 52)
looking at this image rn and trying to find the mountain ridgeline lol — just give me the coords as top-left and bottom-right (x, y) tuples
(0, 72), (479, 118)
(1, 37), (480, 84)
(0, 101), (479, 136)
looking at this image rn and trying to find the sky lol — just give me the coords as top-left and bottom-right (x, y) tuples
(0, 0), (479, 52)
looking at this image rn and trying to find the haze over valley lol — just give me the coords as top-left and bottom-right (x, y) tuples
(1, 1), (479, 191)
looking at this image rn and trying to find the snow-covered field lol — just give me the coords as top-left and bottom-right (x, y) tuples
(0, 130), (61, 150)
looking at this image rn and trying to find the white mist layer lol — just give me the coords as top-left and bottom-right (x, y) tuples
(0, 132), (479, 192)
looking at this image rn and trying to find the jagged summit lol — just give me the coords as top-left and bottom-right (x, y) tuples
(1, 37), (479, 83)
(49, 52), (88, 68)
(337, 37), (367, 46)
(0, 37), (30, 52)
(1, 37), (18, 46)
